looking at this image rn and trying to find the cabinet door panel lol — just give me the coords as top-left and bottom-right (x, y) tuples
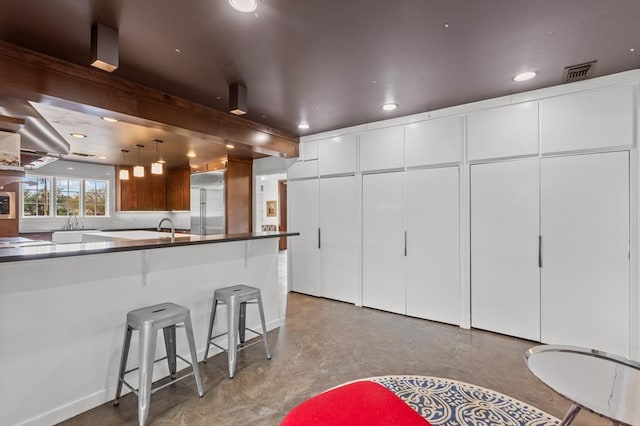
(360, 127), (404, 172)
(540, 85), (634, 153)
(471, 159), (540, 340)
(318, 135), (357, 176)
(467, 102), (539, 161)
(405, 117), (462, 167)
(406, 167), (459, 324)
(288, 179), (320, 296)
(362, 172), (405, 314)
(541, 151), (629, 356)
(319, 176), (357, 303)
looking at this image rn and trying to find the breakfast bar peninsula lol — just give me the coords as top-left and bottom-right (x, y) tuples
(0, 231), (297, 426)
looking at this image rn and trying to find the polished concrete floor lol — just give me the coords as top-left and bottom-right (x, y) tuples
(61, 255), (607, 425)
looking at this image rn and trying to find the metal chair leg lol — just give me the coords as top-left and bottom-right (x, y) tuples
(138, 325), (157, 426)
(256, 293), (271, 360)
(203, 299), (218, 362)
(184, 314), (204, 397)
(227, 300), (240, 378)
(114, 326), (132, 405)
(162, 325), (177, 379)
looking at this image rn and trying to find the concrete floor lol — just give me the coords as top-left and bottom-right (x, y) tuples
(60, 253), (607, 425)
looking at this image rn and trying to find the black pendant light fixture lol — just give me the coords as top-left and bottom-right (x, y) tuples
(119, 149), (130, 180)
(151, 139), (164, 175)
(133, 144), (145, 177)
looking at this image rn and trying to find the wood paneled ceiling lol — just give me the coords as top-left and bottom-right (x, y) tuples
(1, 0), (640, 161)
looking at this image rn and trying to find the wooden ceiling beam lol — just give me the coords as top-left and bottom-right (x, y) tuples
(0, 40), (299, 158)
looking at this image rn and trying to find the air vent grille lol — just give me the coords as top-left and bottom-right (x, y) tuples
(563, 61), (596, 83)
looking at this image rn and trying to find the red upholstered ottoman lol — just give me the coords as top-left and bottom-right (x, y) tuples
(281, 381), (431, 426)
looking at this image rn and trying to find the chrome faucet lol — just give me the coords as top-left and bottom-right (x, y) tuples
(66, 214), (79, 230)
(157, 217), (175, 243)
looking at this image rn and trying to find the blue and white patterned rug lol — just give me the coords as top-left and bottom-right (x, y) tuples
(369, 376), (560, 426)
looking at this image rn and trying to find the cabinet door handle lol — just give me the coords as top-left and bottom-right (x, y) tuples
(538, 235), (543, 268)
(404, 231), (407, 257)
(318, 227), (321, 249)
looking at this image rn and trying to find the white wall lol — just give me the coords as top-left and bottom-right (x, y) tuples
(19, 159), (190, 232)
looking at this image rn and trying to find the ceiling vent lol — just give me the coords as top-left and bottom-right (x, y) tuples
(563, 61), (596, 83)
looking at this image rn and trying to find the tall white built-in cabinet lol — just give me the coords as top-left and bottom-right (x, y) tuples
(289, 71), (638, 359)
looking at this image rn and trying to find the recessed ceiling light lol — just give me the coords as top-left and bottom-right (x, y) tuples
(381, 103), (398, 111)
(98, 155), (108, 160)
(187, 151), (196, 158)
(67, 167), (74, 170)
(174, 48), (181, 53)
(70, 132), (87, 139)
(101, 116), (118, 123)
(226, 144), (235, 149)
(298, 123), (310, 130)
(513, 71), (537, 82)
(229, 0), (257, 13)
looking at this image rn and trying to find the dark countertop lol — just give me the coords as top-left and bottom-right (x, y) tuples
(0, 231), (298, 263)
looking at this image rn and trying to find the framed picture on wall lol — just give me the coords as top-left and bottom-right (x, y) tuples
(266, 200), (277, 217)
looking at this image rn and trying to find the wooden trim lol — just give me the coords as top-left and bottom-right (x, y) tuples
(0, 41), (299, 158)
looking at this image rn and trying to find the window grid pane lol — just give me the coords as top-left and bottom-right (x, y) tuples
(55, 178), (81, 216)
(84, 179), (108, 217)
(23, 175), (51, 216)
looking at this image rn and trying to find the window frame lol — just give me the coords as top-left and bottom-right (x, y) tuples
(22, 174), (110, 218)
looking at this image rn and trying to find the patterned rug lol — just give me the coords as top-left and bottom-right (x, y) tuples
(369, 376), (560, 426)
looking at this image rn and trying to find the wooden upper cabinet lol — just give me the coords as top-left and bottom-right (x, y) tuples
(116, 166), (177, 211)
(467, 102), (539, 161)
(166, 167), (191, 211)
(540, 85), (634, 154)
(226, 157), (252, 233)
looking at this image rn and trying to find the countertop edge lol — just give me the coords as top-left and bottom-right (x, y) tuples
(0, 232), (299, 263)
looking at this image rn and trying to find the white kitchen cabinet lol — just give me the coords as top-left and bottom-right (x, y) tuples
(362, 172), (406, 314)
(405, 167), (460, 324)
(467, 102), (539, 161)
(359, 126), (405, 172)
(300, 140), (319, 161)
(318, 135), (357, 176)
(471, 158), (540, 340)
(540, 85), (634, 154)
(541, 151), (630, 356)
(288, 179), (320, 296)
(288, 159), (318, 179)
(319, 176), (358, 303)
(405, 117), (462, 167)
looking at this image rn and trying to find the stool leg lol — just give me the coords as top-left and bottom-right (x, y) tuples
(256, 293), (271, 360)
(138, 325), (157, 426)
(114, 325), (133, 405)
(184, 314), (204, 397)
(239, 302), (247, 345)
(203, 299), (218, 362)
(163, 325), (177, 379)
(227, 300), (240, 378)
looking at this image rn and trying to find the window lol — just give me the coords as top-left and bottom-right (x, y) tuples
(23, 175), (109, 218)
(56, 178), (81, 216)
(84, 179), (107, 216)
(23, 176), (51, 216)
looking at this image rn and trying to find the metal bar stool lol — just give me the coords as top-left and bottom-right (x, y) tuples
(114, 302), (204, 425)
(202, 285), (271, 378)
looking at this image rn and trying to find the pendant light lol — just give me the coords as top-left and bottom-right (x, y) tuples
(133, 144), (145, 177)
(151, 139), (163, 175)
(119, 149), (130, 180)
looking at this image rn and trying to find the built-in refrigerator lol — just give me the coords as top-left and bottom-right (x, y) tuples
(190, 170), (225, 235)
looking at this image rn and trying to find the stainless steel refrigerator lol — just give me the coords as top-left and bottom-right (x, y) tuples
(190, 170), (226, 235)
